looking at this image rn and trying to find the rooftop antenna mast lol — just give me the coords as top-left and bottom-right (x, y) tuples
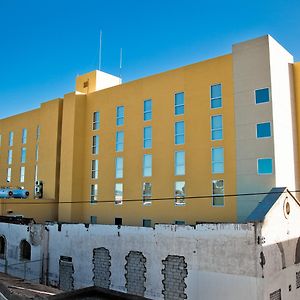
(98, 30), (102, 71)
(119, 47), (122, 83)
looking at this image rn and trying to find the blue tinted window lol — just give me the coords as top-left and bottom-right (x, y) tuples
(210, 84), (222, 109)
(256, 122), (271, 138)
(257, 158), (273, 174)
(144, 99), (152, 121)
(175, 121), (184, 145)
(212, 147), (224, 173)
(144, 126), (152, 148)
(116, 131), (124, 152)
(175, 151), (185, 175)
(143, 154), (152, 177)
(211, 115), (223, 140)
(115, 157), (123, 178)
(255, 88), (270, 104)
(175, 92), (184, 115)
(116, 106), (124, 126)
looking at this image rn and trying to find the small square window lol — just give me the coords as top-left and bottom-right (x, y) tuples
(255, 88), (270, 104)
(143, 219), (152, 227)
(256, 122), (271, 138)
(257, 158), (273, 175)
(115, 217), (122, 226)
(90, 216), (97, 224)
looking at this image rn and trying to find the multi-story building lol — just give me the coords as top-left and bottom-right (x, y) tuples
(0, 35), (299, 225)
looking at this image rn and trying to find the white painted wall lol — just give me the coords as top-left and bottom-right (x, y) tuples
(268, 36), (297, 190)
(95, 70), (121, 90)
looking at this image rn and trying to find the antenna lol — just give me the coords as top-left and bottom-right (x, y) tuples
(119, 47), (122, 83)
(98, 30), (102, 71)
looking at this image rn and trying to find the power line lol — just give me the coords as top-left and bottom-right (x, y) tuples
(0, 189), (297, 205)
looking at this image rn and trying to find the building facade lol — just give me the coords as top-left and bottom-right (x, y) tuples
(0, 35), (299, 225)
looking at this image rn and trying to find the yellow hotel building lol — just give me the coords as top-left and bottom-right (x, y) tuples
(0, 35), (300, 226)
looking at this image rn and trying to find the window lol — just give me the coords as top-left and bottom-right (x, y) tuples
(256, 122), (271, 138)
(115, 157), (123, 178)
(212, 179), (224, 206)
(7, 168), (11, 182)
(143, 154), (152, 177)
(9, 131), (13, 147)
(257, 158), (273, 175)
(21, 147), (26, 163)
(90, 184), (98, 203)
(255, 88), (270, 104)
(20, 240), (31, 260)
(142, 182), (152, 205)
(144, 99), (152, 121)
(0, 134), (2, 147)
(116, 131), (124, 152)
(143, 126), (152, 149)
(92, 135), (99, 155)
(116, 106), (124, 126)
(115, 183), (123, 205)
(7, 150), (12, 165)
(210, 84), (222, 109)
(36, 126), (40, 141)
(269, 289), (281, 300)
(90, 216), (97, 224)
(115, 217), (122, 226)
(175, 121), (184, 145)
(175, 220), (185, 225)
(175, 181), (185, 206)
(35, 145), (39, 161)
(175, 92), (184, 115)
(22, 128), (27, 144)
(93, 112), (100, 130)
(0, 236), (6, 259)
(175, 151), (185, 175)
(143, 219), (152, 227)
(20, 166), (25, 183)
(91, 159), (99, 179)
(212, 147), (224, 173)
(211, 115), (223, 140)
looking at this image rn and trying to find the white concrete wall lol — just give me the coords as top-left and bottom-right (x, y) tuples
(261, 192), (300, 299)
(46, 223), (260, 300)
(96, 70), (121, 90)
(0, 223), (44, 282)
(268, 36), (297, 190)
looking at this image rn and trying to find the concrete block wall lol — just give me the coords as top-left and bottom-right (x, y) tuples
(93, 247), (111, 289)
(59, 260), (74, 291)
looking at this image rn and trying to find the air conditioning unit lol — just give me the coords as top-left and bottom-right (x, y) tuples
(34, 180), (43, 199)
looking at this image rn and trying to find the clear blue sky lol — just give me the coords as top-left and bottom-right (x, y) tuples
(0, 0), (299, 118)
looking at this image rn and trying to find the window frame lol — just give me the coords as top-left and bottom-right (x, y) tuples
(91, 159), (99, 179)
(143, 154), (152, 177)
(143, 126), (152, 149)
(92, 135), (99, 155)
(116, 131), (124, 152)
(115, 183), (123, 205)
(254, 87), (271, 105)
(92, 111), (100, 130)
(211, 115), (223, 141)
(175, 151), (185, 176)
(116, 106), (124, 126)
(143, 99), (152, 121)
(174, 92), (184, 116)
(175, 121), (185, 145)
(90, 184), (98, 204)
(174, 181), (185, 206)
(210, 83), (222, 109)
(211, 147), (224, 174)
(212, 179), (225, 207)
(256, 121), (272, 139)
(142, 182), (152, 206)
(257, 158), (273, 175)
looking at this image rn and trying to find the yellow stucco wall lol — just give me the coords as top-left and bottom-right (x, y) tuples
(76, 54), (236, 225)
(0, 54), (236, 225)
(0, 99), (62, 222)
